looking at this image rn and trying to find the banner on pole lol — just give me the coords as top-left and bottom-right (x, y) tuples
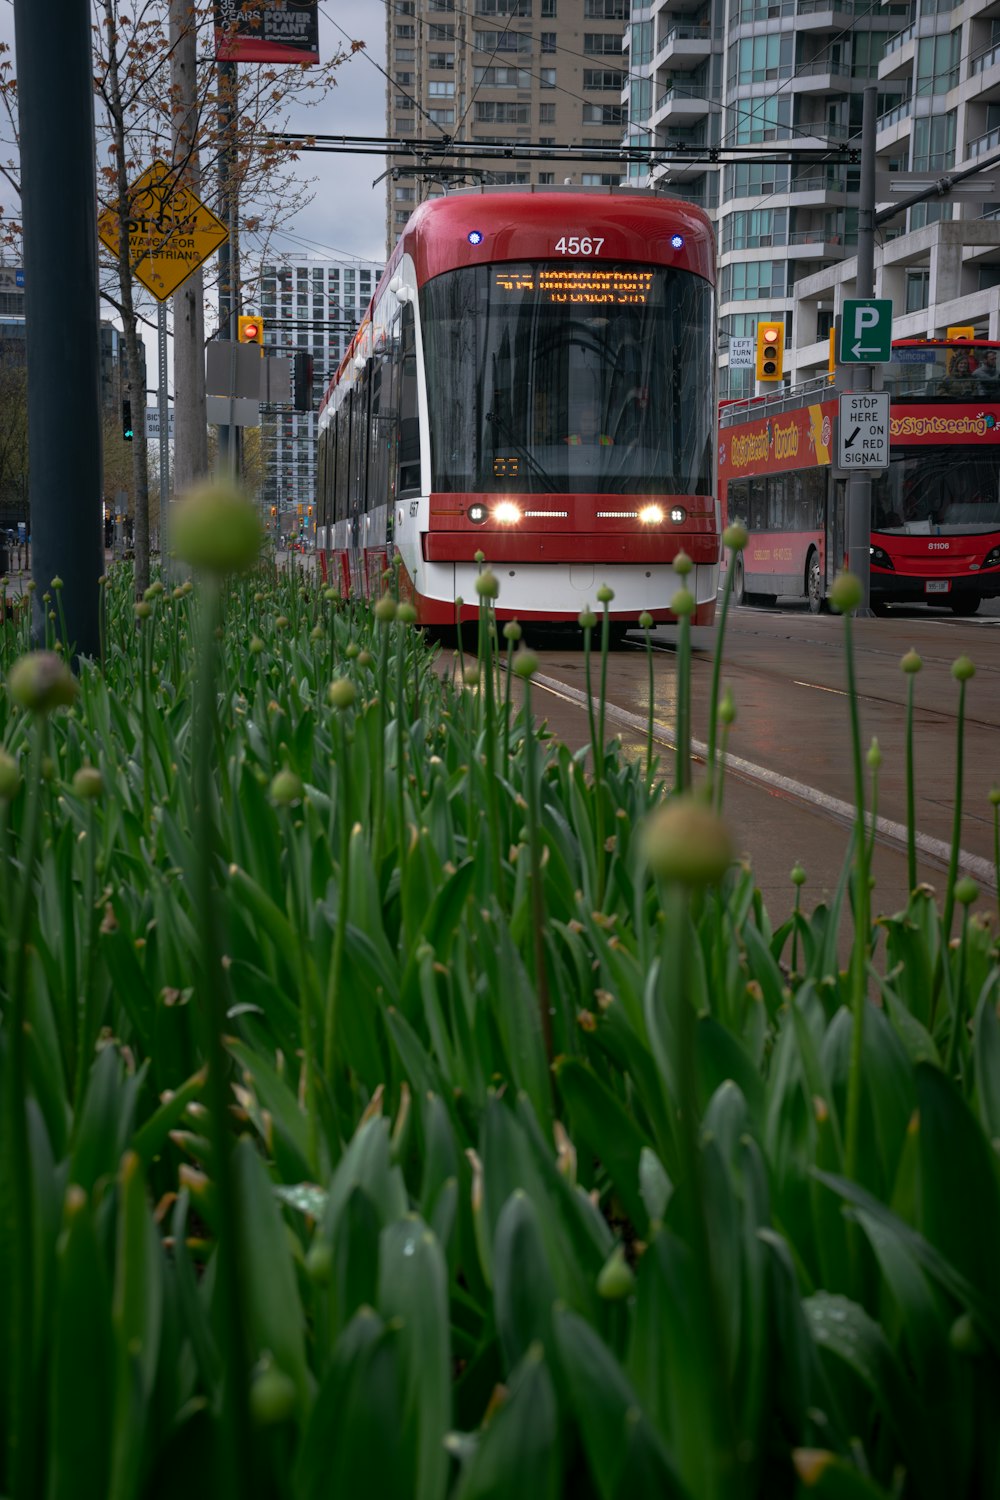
(214, 1), (320, 64)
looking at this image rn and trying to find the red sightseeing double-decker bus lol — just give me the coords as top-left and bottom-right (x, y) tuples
(719, 338), (1000, 615)
(315, 187), (720, 632)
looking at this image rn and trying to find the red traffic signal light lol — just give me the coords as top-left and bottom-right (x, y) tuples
(238, 316), (264, 345)
(756, 322), (784, 382)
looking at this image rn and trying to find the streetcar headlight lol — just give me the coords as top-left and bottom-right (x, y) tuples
(493, 501), (522, 524)
(639, 505), (665, 525)
(467, 503), (488, 524)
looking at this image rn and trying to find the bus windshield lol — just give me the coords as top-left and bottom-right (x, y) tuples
(420, 260), (715, 496)
(873, 449), (1000, 533)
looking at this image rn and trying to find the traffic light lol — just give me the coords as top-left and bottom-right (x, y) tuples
(293, 350), (314, 411)
(122, 398), (134, 441)
(238, 315), (264, 345)
(756, 322), (784, 382)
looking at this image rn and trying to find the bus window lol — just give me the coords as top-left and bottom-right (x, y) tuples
(749, 477), (766, 532)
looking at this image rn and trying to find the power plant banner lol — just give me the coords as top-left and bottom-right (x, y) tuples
(214, 1), (319, 64)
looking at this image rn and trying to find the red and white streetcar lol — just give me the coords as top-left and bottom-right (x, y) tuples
(315, 187), (720, 632)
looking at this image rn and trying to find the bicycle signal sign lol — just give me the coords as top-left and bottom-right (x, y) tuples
(98, 160), (228, 302)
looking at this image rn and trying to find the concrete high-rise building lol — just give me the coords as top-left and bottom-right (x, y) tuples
(624, 0), (1000, 395)
(258, 254), (384, 533)
(383, 0), (629, 249)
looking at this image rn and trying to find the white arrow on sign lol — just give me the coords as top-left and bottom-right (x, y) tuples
(852, 306), (881, 359)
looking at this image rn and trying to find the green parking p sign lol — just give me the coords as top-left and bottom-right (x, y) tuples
(839, 298), (893, 363)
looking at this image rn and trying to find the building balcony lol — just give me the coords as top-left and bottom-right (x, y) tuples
(878, 23), (914, 82)
(786, 57), (853, 92)
(967, 41), (1000, 105)
(787, 227), (848, 257)
(653, 21), (716, 69)
(876, 94), (914, 152)
(650, 83), (719, 126)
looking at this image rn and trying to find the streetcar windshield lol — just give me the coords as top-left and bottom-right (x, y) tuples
(420, 260), (715, 495)
(873, 449), (1000, 533)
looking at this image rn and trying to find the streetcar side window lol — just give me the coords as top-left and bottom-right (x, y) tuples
(334, 398), (351, 523)
(398, 302), (420, 495)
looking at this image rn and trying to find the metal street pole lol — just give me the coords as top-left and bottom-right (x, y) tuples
(217, 57), (237, 472)
(846, 84), (878, 616)
(157, 303), (169, 542)
(12, 0), (104, 660)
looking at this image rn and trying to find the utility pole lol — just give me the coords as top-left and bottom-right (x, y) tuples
(171, 0), (209, 521)
(845, 84), (878, 616)
(13, 0), (103, 659)
(217, 58), (237, 472)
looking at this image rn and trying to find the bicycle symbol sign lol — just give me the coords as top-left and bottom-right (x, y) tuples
(98, 160), (228, 302)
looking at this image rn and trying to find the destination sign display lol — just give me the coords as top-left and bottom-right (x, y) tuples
(493, 267), (654, 304)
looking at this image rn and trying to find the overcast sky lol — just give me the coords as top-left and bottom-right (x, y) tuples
(0, 0), (390, 265)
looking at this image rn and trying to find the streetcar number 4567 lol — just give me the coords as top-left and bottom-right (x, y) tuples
(554, 236), (605, 255)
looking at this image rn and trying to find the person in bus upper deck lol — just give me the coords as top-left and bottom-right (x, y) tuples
(938, 348), (977, 398)
(975, 348), (1000, 392)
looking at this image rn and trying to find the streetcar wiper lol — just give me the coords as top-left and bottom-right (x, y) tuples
(485, 408), (559, 493)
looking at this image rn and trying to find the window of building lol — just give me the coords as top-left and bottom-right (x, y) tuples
(395, 185), (415, 200)
(584, 32), (621, 52)
(397, 118), (415, 132)
(475, 65), (532, 86)
(394, 23), (414, 37)
(630, 20), (652, 65)
(722, 207), (786, 250)
(905, 268), (930, 313)
(541, 31), (557, 50)
(729, 33), (793, 82)
(428, 79), (455, 95)
(475, 100), (529, 122)
(396, 47), (414, 61)
(428, 0), (455, 9)
(584, 68), (624, 88)
(912, 109), (956, 170)
(475, 0), (531, 14)
(537, 171), (556, 182)
(395, 95), (414, 109)
(720, 260), (786, 300)
(582, 172), (621, 184)
(851, 31), (888, 77)
(429, 51), (454, 66)
(916, 31), (960, 93)
(584, 0), (628, 15)
(733, 95), (790, 143)
(630, 77), (652, 120)
(583, 103), (625, 125)
(397, 71), (414, 85)
(539, 102), (557, 123)
(475, 28), (532, 49)
(429, 22), (455, 36)
(428, 107), (456, 123)
(542, 0), (557, 12)
(540, 67), (556, 85)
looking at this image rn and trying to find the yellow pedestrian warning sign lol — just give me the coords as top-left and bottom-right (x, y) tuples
(98, 160), (228, 302)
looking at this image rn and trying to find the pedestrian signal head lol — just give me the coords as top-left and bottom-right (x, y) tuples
(238, 316), (264, 345)
(756, 322), (784, 382)
(122, 398), (134, 441)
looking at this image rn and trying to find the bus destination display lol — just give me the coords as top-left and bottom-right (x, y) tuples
(493, 268), (654, 305)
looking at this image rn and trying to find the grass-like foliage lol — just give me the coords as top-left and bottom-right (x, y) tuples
(0, 523), (998, 1500)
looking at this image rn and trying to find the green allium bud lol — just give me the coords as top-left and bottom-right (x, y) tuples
(249, 636), (265, 654)
(791, 862), (806, 887)
(638, 611), (653, 630)
(513, 650), (539, 679)
(134, 601), (152, 620)
(374, 594), (397, 623)
(72, 766), (104, 800)
(719, 685), (736, 725)
(901, 648), (922, 675)
(305, 1239), (332, 1284)
(674, 550), (693, 577)
(596, 584), (615, 604)
(51, 575), (63, 590)
(0, 751), (21, 800)
(955, 875), (978, 906)
(641, 795), (733, 887)
(463, 665), (481, 689)
(270, 769), (303, 806)
(596, 1244), (635, 1300)
(671, 587), (695, 618)
(829, 571), (862, 614)
(952, 654), (975, 683)
(722, 522), (748, 552)
(989, 786), (1000, 807)
(172, 479), (263, 574)
(7, 651), (77, 716)
(578, 608), (597, 631)
(254, 592), (265, 604)
(475, 569), (499, 599)
(249, 1364), (297, 1427)
(275, 616), (289, 631)
(357, 649), (374, 669)
(323, 587), (340, 603)
(503, 620), (522, 643)
(144, 582), (164, 600)
(473, 549), (485, 564)
(867, 737), (882, 770)
(309, 625), (323, 641)
(327, 678), (357, 710)
(397, 601), (418, 624)
(345, 642), (360, 659)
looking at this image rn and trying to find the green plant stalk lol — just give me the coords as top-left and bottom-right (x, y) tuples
(395, 619), (408, 860)
(54, 586), (69, 657)
(99, 574), (107, 674)
(676, 605), (691, 795)
(3, 722), (45, 1499)
(582, 619), (598, 769)
(994, 798), (1000, 929)
(643, 618), (655, 784)
(283, 804), (320, 1175)
(323, 716), (353, 1088)
(841, 611), (871, 1188)
(521, 675), (553, 1064)
(945, 901), (970, 1081)
(191, 579), (252, 1500)
(905, 673), (917, 893)
(714, 719), (732, 814)
(791, 882), (802, 974)
(480, 603), (504, 903)
(594, 611), (608, 907)
(930, 677), (968, 1038)
(502, 634), (514, 769)
(705, 551), (737, 793)
(140, 612), (152, 834)
(373, 616), (391, 868)
(72, 798), (100, 1108)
